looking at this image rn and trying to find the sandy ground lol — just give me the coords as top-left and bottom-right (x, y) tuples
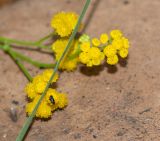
(0, 0), (160, 140)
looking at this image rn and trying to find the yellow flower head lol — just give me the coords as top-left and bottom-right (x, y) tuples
(119, 48), (128, 58)
(26, 95), (52, 118)
(51, 12), (78, 37)
(25, 83), (37, 100)
(42, 69), (59, 83)
(46, 88), (59, 106)
(110, 30), (122, 39)
(100, 33), (109, 44)
(26, 100), (36, 116)
(34, 80), (47, 94)
(112, 38), (123, 50)
(26, 88), (68, 118)
(26, 69), (59, 95)
(80, 41), (90, 52)
(79, 52), (90, 64)
(52, 38), (79, 71)
(107, 55), (119, 65)
(36, 101), (52, 118)
(52, 39), (68, 60)
(32, 74), (46, 94)
(46, 89), (68, 109)
(32, 74), (43, 84)
(89, 47), (102, 59)
(122, 37), (130, 49)
(103, 45), (117, 57)
(92, 38), (100, 46)
(79, 34), (90, 43)
(58, 93), (68, 109)
(79, 47), (104, 67)
(25, 68), (68, 118)
(61, 58), (79, 71)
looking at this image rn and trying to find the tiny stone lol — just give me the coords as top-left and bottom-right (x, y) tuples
(12, 100), (19, 105)
(9, 107), (18, 122)
(74, 133), (81, 139)
(116, 128), (127, 136)
(63, 128), (70, 134)
(123, 0), (129, 5)
(3, 133), (7, 138)
(66, 0), (71, 4)
(93, 134), (97, 139)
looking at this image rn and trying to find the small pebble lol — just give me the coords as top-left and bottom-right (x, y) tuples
(9, 107), (18, 122)
(12, 100), (19, 105)
(3, 133), (7, 138)
(123, 0), (129, 5)
(74, 133), (81, 139)
(93, 134), (97, 139)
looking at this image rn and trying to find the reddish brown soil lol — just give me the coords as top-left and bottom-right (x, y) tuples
(0, 0), (160, 141)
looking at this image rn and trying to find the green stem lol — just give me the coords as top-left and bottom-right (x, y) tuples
(8, 50), (33, 82)
(16, 0), (91, 141)
(68, 43), (81, 60)
(0, 45), (55, 68)
(0, 36), (50, 49)
(10, 49), (55, 68)
(36, 32), (55, 44)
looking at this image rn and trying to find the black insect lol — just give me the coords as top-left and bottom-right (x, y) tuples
(49, 95), (55, 104)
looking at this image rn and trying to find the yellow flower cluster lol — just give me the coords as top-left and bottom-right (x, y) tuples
(50, 11), (130, 69)
(51, 12), (78, 37)
(25, 70), (68, 118)
(78, 30), (130, 66)
(79, 41), (104, 67)
(52, 38), (79, 71)
(103, 30), (130, 65)
(78, 33), (109, 66)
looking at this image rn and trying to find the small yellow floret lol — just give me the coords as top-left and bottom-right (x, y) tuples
(61, 58), (78, 71)
(46, 88), (59, 105)
(110, 30), (122, 39)
(103, 45), (117, 57)
(100, 33), (108, 44)
(79, 34), (90, 43)
(26, 101), (35, 116)
(112, 38), (123, 50)
(32, 75), (43, 84)
(122, 37), (130, 49)
(52, 39), (68, 60)
(92, 38), (100, 46)
(46, 89), (68, 110)
(26, 95), (52, 118)
(52, 39), (79, 71)
(79, 47), (104, 67)
(34, 80), (47, 94)
(42, 69), (59, 83)
(80, 42), (90, 52)
(91, 59), (101, 66)
(36, 101), (52, 118)
(119, 48), (128, 58)
(57, 93), (68, 109)
(25, 83), (37, 99)
(79, 52), (89, 64)
(107, 55), (119, 65)
(86, 61), (93, 67)
(89, 47), (101, 59)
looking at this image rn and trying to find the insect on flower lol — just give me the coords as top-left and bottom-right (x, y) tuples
(49, 95), (55, 104)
